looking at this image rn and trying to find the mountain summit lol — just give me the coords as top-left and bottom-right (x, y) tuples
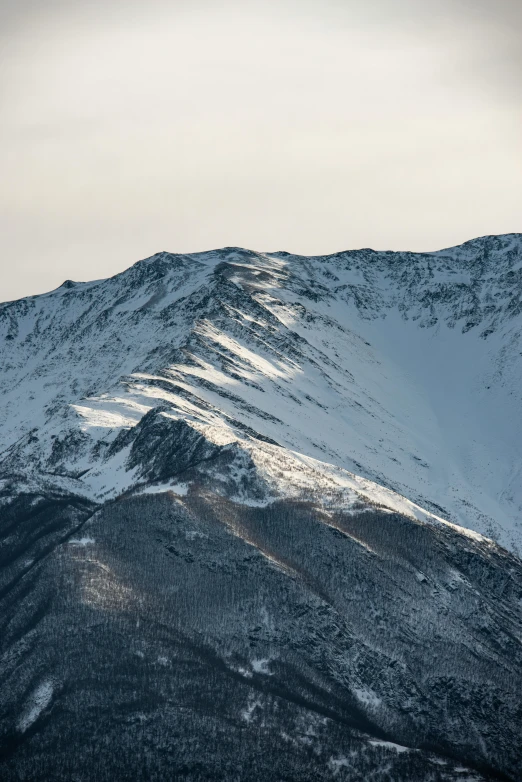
(1, 235), (522, 780)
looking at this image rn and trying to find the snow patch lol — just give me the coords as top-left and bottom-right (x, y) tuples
(251, 658), (273, 675)
(241, 696), (262, 723)
(368, 739), (410, 753)
(353, 686), (382, 709)
(329, 756), (351, 773)
(138, 482), (189, 496)
(69, 536), (95, 546)
(18, 680), (54, 732)
(185, 529), (207, 540)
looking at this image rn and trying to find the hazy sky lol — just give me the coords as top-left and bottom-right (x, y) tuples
(1, 0), (521, 302)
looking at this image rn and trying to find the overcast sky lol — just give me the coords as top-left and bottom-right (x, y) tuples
(1, 0), (521, 302)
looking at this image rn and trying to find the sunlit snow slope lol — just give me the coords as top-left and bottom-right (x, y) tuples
(1, 233), (521, 551)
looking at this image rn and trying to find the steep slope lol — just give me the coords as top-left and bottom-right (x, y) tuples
(1, 234), (522, 780)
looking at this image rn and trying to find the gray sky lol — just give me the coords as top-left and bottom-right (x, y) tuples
(1, 0), (521, 302)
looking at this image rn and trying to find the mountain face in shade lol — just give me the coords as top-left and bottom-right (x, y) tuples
(1, 234), (521, 781)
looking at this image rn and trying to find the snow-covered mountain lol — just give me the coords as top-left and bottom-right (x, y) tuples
(2, 233), (521, 548)
(1, 234), (522, 781)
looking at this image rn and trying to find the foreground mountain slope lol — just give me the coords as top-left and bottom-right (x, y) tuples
(1, 234), (522, 780)
(1, 480), (522, 781)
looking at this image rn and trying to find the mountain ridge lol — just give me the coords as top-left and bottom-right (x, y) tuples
(1, 233), (521, 548)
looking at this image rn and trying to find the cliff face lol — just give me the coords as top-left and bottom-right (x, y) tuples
(1, 236), (522, 780)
